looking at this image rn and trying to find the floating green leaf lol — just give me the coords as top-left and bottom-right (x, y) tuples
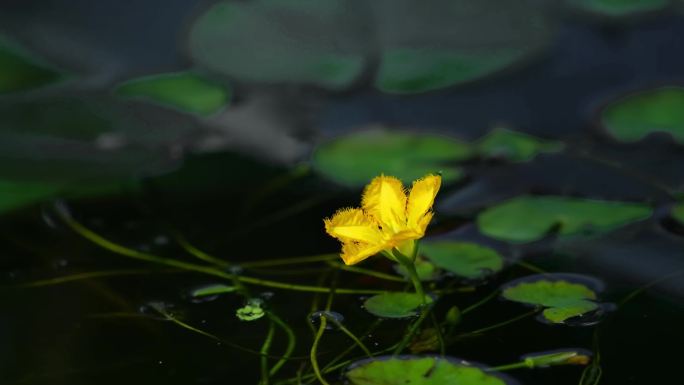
(188, 0), (365, 89)
(346, 356), (506, 385)
(376, 48), (524, 94)
(0, 37), (63, 93)
(475, 128), (563, 162)
(363, 293), (432, 319)
(502, 278), (599, 323)
(601, 86), (684, 144)
(236, 298), (265, 321)
(116, 72), (230, 116)
(567, 0), (670, 17)
(191, 284), (237, 298)
(421, 241), (504, 279)
(477, 195), (652, 243)
(312, 129), (470, 187)
(673, 203), (684, 224)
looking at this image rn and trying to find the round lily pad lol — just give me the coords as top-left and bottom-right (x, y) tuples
(116, 72), (230, 116)
(188, 0), (366, 90)
(346, 356), (508, 385)
(477, 195), (652, 243)
(312, 129), (470, 187)
(567, 0), (670, 17)
(0, 36), (63, 94)
(600, 86), (684, 144)
(363, 292), (433, 319)
(673, 203), (684, 224)
(420, 241), (504, 279)
(475, 128), (563, 162)
(501, 274), (602, 324)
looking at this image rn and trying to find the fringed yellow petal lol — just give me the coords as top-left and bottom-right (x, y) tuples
(406, 174), (441, 230)
(361, 175), (407, 232)
(340, 241), (386, 265)
(324, 208), (383, 244)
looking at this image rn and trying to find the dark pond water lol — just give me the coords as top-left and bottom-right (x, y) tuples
(1, 1), (684, 385)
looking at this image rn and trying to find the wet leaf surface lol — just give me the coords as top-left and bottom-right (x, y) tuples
(601, 86), (684, 144)
(363, 292), (432, 318)
(116, 72), (230, 116)
(501, 275), (600, 323)
(421, 241), (504, 279)
(477, 195), (652, 243)
(475, 128), (563, 162)
(346, 356), (507, 385)
(312, 129), (470, 187)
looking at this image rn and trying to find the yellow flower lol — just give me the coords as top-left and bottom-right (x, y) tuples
(324, 174), (442, 265)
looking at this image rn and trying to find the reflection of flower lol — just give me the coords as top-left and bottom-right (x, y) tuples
(324, 174), (441, 265)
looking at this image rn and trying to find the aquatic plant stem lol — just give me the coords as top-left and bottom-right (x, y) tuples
(487, 362), (530, 372)
(56, 210), (383, 295)
(310, 317), (331, 385)
(268, 312), (297, 377)
(17, 268), (179, 287)
(309, 274), (337, 385)
(260, 320), (276, 385)
(454, 310), (537, 339)
(393, 306), (431, 355)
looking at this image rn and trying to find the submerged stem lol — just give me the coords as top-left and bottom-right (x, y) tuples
(56, 210), (383, 295)
(260, 320), (276, 385)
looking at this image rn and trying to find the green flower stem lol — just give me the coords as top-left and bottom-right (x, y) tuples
(56, 210), (383, 295)
(260, 320), (276, 385)
(320, 319), (382, 373)
(389, 249), (427, 303)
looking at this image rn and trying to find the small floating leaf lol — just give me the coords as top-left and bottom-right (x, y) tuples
(116, 72), (229, 116)
(346, 356), (507, 385)
(601, 86), (684, 144)
(375, 48), (524, 94)
(363, 293), (432, 319)
(0, 37), (62, 93)
(502, 277), (599, 323)
(477, 195), (652, 243)
(236, 298), (265, 321)
(476, 128), (563, 162)
(421, 241), (504, 279)
(312, 129), (470, 187)
(567, 0), (670, 17)
(191, 284), (237, 298)
(672, 203), (684, 224)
